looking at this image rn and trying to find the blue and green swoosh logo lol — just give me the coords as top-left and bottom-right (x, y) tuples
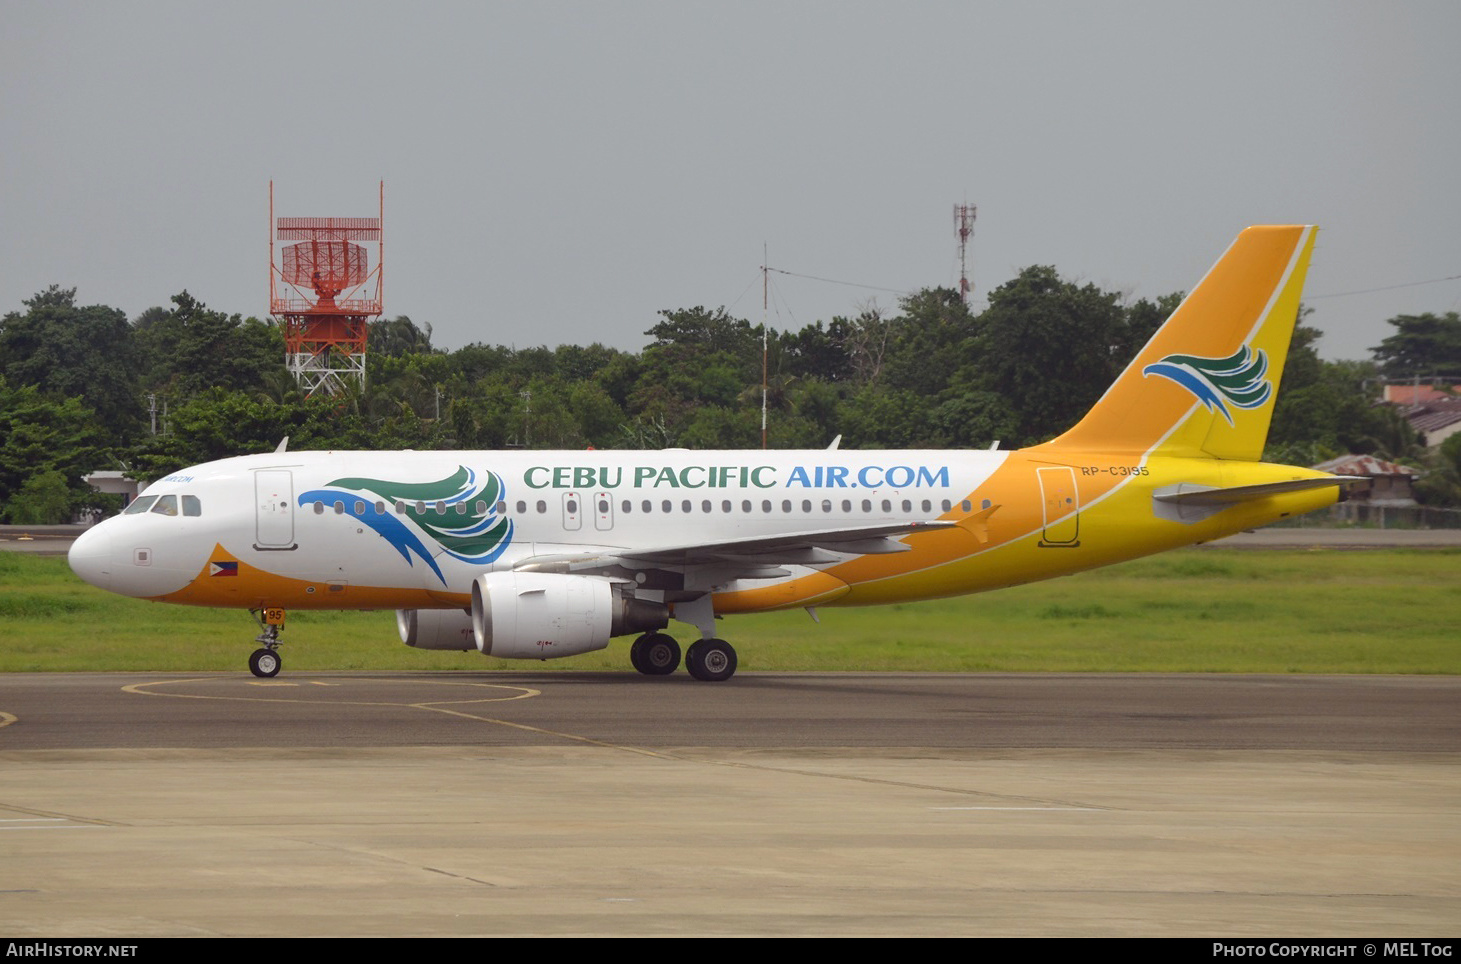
(1142, 345), (1271, 425)
(299, 466), (513, 584)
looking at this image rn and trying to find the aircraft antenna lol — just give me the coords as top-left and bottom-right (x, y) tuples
(953, 203), (977, 305)
(269, 181), (384, 396)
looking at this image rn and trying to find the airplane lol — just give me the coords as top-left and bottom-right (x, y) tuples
(68, 225), (1355, 681)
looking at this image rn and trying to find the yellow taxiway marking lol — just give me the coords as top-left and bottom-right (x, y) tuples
(116, 678), (1103, 804)
(123, 677), (540, 705)
(0, 711), (17, 729)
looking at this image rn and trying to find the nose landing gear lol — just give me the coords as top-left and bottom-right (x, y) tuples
(248, 607), (286, 678)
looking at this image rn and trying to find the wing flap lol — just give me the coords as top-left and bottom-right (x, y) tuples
(512, 520), (957, 580)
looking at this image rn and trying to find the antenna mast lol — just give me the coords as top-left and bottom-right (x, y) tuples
(762, 243), (769, 450)
(953, 203), (977, 305)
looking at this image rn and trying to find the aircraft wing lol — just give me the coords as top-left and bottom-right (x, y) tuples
(513, 520), (960, 581)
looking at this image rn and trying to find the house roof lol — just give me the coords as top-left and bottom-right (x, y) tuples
(1404, 399), (1461, 435)
(1312, 454), (1420, 477)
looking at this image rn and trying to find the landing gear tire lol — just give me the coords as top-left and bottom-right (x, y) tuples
(249, 648), (282, 678)
(685, 638), (737, 682)
(631, 632), (681, 676)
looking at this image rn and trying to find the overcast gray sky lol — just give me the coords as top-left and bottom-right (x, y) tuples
(3, 1), (1458, 361)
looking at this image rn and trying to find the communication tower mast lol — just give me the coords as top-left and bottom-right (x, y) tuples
(270, 182), (383, 395)
(953, 203), (977, 305)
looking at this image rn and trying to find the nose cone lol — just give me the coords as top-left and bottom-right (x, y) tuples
(68, 524), (113, 591)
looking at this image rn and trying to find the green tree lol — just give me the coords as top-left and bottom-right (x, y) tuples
(368, 315), (435, 357)
(4, 470), (73, 525)
(1370, 311), (1461, 380)
(0, 285), (142, 441)
(974, 266), (1129, 445)
(0, 378), (110, 512)
(134, 292), (286, 400)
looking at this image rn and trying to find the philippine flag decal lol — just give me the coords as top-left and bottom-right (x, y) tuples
(210, 561), (238, 578)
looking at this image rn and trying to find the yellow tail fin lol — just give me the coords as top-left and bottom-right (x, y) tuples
(1040, 225), (1317, 461)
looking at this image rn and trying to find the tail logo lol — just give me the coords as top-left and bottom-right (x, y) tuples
(1141, 345), (1271, 425)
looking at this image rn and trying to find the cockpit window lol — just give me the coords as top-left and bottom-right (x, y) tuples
(182, 495), (201, 517)
(150, 495), (179, 516)
(124, 495), (158, 515)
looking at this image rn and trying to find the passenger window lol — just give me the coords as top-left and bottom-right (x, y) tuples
(313, 501), (325, 515)
(334, 501), (345, 514)
(150, 495), (178, 516)
(941, 499), (952, 512)
(642, 500), (652, 513)
(963, 500), (974, 512)
(902, 500), (912, 512)
(761, 500), (772, 513)
(861, 499), (872, 513)
(881, 500), (892, 512)
(455, 502), (467, 515)
(742, 500), (752, 512)
(124, 496), (158, 515)
(355, 501), (366, 514)
(435, 501), (446, 515)
(822, 500), (832, 513)
(700, 500), (711, 513)
(662, 500), (672, 513)
(536, 500), (547, 513)
(781, 500), (792, 512)
(182, 495), (201, 517)
(395, 500), (406, 514)
(841, 500), (851, 512)
(682, 500), (692, 513)
(516, 501), (526, 514)
(375, 501), (386, 515)
(722, 500), (732, 513)
(566, 499), (579, 514)
(622, 500), (632, 514)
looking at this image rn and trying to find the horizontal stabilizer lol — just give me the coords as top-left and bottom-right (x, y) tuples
(1153, 476), (1364, 523)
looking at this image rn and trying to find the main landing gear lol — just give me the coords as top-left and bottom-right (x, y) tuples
(629, 632), (681, 675)
(629, 632), (738, 682)
(248, 607), (286, 678)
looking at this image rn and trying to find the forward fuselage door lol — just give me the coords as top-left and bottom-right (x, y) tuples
(254, 469), (297, 550)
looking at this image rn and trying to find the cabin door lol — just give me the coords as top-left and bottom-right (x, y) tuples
(1036, 466), (1080, 547)
(254, 470), (296, 549)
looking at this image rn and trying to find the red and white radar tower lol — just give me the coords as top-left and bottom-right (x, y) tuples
(270, 182), (383, 395)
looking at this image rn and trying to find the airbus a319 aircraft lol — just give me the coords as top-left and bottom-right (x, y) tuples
(69, 225), (1353, 681)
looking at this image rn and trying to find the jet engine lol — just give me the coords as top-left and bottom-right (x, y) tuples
(396, 608), (477, 651)
(470, 571), (668, 660)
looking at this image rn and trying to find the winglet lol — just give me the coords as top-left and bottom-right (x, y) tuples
(1039, 225), (1317, 461)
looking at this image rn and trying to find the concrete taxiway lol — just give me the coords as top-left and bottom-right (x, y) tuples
(0, 672), (1456, 937)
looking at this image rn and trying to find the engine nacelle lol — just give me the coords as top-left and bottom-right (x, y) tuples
(470, 572), (668, 660)
(397, 608), (477, 651)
